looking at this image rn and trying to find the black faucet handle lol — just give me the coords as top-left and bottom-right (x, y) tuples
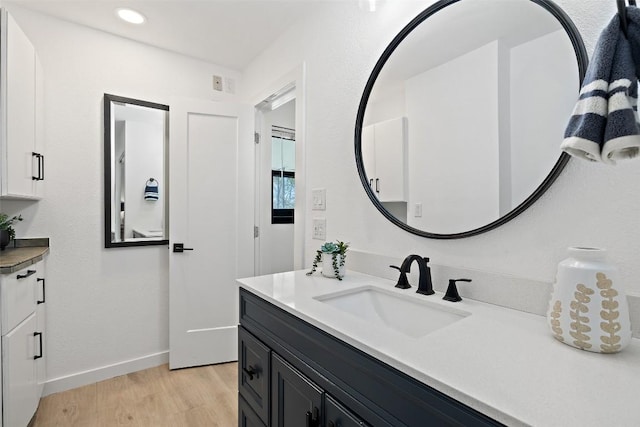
(443, 278), (472, 302)
(390, 265), (411, 289)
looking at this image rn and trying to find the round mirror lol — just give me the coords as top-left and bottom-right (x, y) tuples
(355, 0), (587, 239)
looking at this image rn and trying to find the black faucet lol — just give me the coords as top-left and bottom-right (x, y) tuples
(390, 255), (434, 295)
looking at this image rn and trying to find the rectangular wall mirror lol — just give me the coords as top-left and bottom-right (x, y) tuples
(104, 93), (169, 248)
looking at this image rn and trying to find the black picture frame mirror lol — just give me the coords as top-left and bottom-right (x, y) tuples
(104, 93), (169, 248)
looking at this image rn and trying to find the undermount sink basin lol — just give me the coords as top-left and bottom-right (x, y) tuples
(314, 286), (470, 338)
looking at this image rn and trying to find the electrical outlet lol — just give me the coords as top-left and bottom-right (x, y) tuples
(213, 75), (223, 91)
(312, 218), (326, 240)
(312, 188), (326, 210)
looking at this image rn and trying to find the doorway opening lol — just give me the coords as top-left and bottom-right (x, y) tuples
(255, 84), (297, 275)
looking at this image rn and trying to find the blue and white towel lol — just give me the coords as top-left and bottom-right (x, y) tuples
(562, 7), (640, 164)
(144, 179), (159, 201)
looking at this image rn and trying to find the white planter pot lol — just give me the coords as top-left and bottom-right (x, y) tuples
(321, 253), (345, 279)
(547, 247), (632, 353)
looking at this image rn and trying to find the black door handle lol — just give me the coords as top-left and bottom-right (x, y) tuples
(173, 243), (194, 253)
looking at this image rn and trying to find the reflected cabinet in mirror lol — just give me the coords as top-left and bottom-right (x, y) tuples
(104, 94), (169, 248)
(355, 0), (588, 238)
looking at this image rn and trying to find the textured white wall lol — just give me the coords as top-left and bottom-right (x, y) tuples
(241, 1), (638, 295)
(1, 6), (240, 384)
(405, 41), (499, 233)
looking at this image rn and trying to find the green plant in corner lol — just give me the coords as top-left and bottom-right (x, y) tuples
(0, 213), (22, 241)
(307, 240), (349, 280)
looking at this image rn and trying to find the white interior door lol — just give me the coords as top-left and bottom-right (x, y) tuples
(169, 97), (253, 369)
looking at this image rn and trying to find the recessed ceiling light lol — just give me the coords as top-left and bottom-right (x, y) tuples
(116, 8), (146, 25)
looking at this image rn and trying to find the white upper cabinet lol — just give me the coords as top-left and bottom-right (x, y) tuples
(362, 117), (407, 202)
(0, 9), (45, 200)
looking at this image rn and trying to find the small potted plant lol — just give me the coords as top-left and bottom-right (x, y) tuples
(307, 240), (349, 280)
(0, 213), (22, 250)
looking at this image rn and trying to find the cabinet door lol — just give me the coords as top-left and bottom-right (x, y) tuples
(0, 9), (43, 200)
(239, 394), (267, 427)
(325, 395), (368, 427)
(1, 10), (39, 199)
(33, 53), (45, 198)
(35, 261), (46, 398)
(374, 117), (407, 202)
(271, 353), (323, 427)
(361, 124), (376, 192)
(2, 312), (39, 427)
(239, 327), (270, 423)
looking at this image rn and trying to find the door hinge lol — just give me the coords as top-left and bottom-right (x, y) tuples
(254, 132), (260, 144)
(254, 226), (259, 238)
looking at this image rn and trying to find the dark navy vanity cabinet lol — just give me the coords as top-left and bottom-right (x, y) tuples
(238, 288), (504, 427)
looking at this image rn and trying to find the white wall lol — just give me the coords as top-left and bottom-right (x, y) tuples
(405, 41), (500, 233)
(510, 29), (578, 205)
(1, 5), (240, 389)
(241, 0), (638, 294)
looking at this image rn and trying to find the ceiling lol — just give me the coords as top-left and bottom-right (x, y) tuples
(6, 0), (331, 70)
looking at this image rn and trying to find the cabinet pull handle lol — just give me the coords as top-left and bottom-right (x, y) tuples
(306, 406), (319, 427)
(375, 178), (379, 193)
(34, 332), (43, 359)
(32, 152), (44, 181)
(37, 278), (46, 304)
(243, 365), (256, 380)
(369, 178), (373, 187)
(17, 269), (36, 279)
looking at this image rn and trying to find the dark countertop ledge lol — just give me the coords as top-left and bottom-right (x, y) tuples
(0, 238), (50, 274)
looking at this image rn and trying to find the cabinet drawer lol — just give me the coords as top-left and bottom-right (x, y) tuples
(239, 394), (266, 427)
(1, 264), (38, 334)
(238, 326), (270, 424)
(326, 395), (369, 427)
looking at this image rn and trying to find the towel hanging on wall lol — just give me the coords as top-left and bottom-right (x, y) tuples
(144, 178), (159, 201)
(561, 4), (640, 164)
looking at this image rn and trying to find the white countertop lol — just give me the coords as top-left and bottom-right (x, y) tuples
(237, 269), (640, 427)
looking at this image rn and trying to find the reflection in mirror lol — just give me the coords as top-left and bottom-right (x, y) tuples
(104, 94), (169, 248)
(356, 0), (587, 238)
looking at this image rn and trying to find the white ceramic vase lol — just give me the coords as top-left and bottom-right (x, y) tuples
(547, 247), (631, 353)
(321, 253), (345, 278)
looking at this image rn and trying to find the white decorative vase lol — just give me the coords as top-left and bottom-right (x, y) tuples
(321, 253), (345, 278)
(547, 247), (632, 353)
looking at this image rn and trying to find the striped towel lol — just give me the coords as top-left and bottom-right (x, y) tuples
(144, 179), (159, 201)
(562, 7), (640, 164)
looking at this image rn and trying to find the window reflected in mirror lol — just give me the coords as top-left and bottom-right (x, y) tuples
(104, 94), (169, 248)
(271, 125), (295, 224)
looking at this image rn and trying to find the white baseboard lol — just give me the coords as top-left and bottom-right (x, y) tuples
(42, 351), (169, 396)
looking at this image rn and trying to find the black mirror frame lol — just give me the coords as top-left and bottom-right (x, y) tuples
(103, 93), (170, 248)
(354, 0), (588, 239)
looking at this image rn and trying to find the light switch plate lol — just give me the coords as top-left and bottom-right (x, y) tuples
(414, 203), (422, 218)
(312, 188), (326, 210)
(312, 218), (326, 240)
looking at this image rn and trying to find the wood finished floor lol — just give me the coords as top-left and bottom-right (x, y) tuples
(29, 362), (238, 427)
